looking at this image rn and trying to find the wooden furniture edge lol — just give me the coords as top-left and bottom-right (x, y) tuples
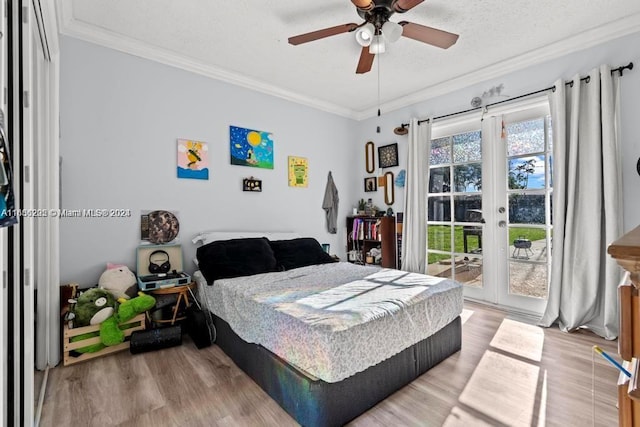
(609, 225), (640, 290)
(147, 281), (196, 295)
(620, 284), (634, 361)
(612, 226), (640, 425)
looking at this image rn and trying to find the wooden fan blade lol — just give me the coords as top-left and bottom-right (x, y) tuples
(399, 21), (459, 49)
(393, 0), (424, 13)
(352, 0), (374, 11)
(288, 23), (359, 45)
(356, 46), (375, 74)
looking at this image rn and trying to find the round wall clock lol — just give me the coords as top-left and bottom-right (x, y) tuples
(378, 143), (399, 169)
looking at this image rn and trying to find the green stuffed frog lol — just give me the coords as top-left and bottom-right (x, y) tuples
(100, 292), (156, 346)
(70, 288), (156, 353)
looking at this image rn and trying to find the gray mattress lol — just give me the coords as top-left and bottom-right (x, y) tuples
(213, 313), (462, 427)
(198, 262), (463, 383)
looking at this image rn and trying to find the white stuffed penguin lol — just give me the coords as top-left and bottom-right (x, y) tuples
(98, 263), (138, 300)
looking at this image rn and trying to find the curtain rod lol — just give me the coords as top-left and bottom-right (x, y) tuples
(398, 62), (633, 127)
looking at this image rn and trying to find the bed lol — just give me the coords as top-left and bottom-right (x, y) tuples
(192, 233), (463, 427)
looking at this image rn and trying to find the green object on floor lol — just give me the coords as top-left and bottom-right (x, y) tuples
(72, 291), (156, 353)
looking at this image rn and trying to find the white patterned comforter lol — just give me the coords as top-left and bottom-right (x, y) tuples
(195, 262), (463, 383)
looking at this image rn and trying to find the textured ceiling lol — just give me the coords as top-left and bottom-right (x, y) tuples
(57, 0), (640, 119)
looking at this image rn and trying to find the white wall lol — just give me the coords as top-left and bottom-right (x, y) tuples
(354, 31), (640, 233)
(59, 37), (358, 285)
(60, 32), (640, 285)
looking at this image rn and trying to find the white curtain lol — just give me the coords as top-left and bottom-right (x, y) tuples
(401, 118), (431, 273)
(539, 65), (623, 339)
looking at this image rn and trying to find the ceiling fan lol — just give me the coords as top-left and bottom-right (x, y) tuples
(288, 0), (459, 74)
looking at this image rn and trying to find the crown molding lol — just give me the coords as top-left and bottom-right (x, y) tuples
(57, 1), (358, 120)
(57, 1), (640, 122)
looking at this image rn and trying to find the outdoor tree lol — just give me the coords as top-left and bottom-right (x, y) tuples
(509, 159), (536, 189)
(453, 164), (482, 191)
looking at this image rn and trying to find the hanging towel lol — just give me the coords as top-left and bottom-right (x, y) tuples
(322, 171), (339, 234)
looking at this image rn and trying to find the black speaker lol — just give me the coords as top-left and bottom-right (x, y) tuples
(129, 326), (182, 354)
(148, 249), (171, 274)
(185, 306), (216, 349)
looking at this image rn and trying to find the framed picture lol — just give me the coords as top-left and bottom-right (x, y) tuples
(177, 139), (209, 180)
(364, 177), (377, 192)
(378, 143), (399, 168)
(230, 126), (274, 169)
(288, 156), (308, 187)
(243, 177), (262, 192)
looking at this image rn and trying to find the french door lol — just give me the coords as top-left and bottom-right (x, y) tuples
(426, 97), (552, 315)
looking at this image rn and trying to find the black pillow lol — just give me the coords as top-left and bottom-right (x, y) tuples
(196, 237), (277, 285)
(269, 238), (336, 271)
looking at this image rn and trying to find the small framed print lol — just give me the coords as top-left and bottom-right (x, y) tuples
(243, 177), (262, 192)
(378, 143), (399, 169)
(364, 177), (377, 192)
(288, 156), (308, 187)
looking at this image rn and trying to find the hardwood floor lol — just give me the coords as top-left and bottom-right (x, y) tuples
(40, 302), (620, 426)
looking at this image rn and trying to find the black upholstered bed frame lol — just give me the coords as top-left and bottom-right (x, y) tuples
(213, 315), (462, 427)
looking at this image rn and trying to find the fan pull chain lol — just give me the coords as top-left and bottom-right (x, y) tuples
(376, 53), (381, 133)
(377, 53), (381, 117)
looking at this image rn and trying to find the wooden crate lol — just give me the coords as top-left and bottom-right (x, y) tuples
(63, 314), (146, 366)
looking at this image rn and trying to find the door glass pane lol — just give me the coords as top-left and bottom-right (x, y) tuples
(505, 114), (551, 305)
(428, 196), (451, 221)
(427, 225), (452, 278)
(507, 119), (545, 156)
(453, 163), (482, 192)
(509, 227), (548, 262)
(428, 224), (451, 252)
(509, 194), (545, 224)
(548, 116), (553, 151)
(427, 255), (453, 279)
(427, 237), (483, 286)
(454, 195), (482, 222)
(508, 156), (545, 190)
(457, 256), (483, 288)
(430, 137), (451, 165)
(453, 131), (482, 162)
(428, 128), (482, 290)
(508, 227), (548, 298)
(509, 261), (548, 298)
(429, 167), (450, 193)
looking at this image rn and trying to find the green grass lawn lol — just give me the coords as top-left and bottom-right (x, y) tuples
(427, 225), (547, 264)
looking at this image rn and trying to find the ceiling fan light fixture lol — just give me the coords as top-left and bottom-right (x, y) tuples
(382, 21), (402, 43)
(355, 23), (375, 47)
(369, 35), (386, 54)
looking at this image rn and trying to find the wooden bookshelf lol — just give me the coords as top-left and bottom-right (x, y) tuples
(608, 225), (640, 426)
(347, 216), (397, 268)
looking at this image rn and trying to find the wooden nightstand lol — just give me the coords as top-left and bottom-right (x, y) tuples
(148, 282), (196, 325)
